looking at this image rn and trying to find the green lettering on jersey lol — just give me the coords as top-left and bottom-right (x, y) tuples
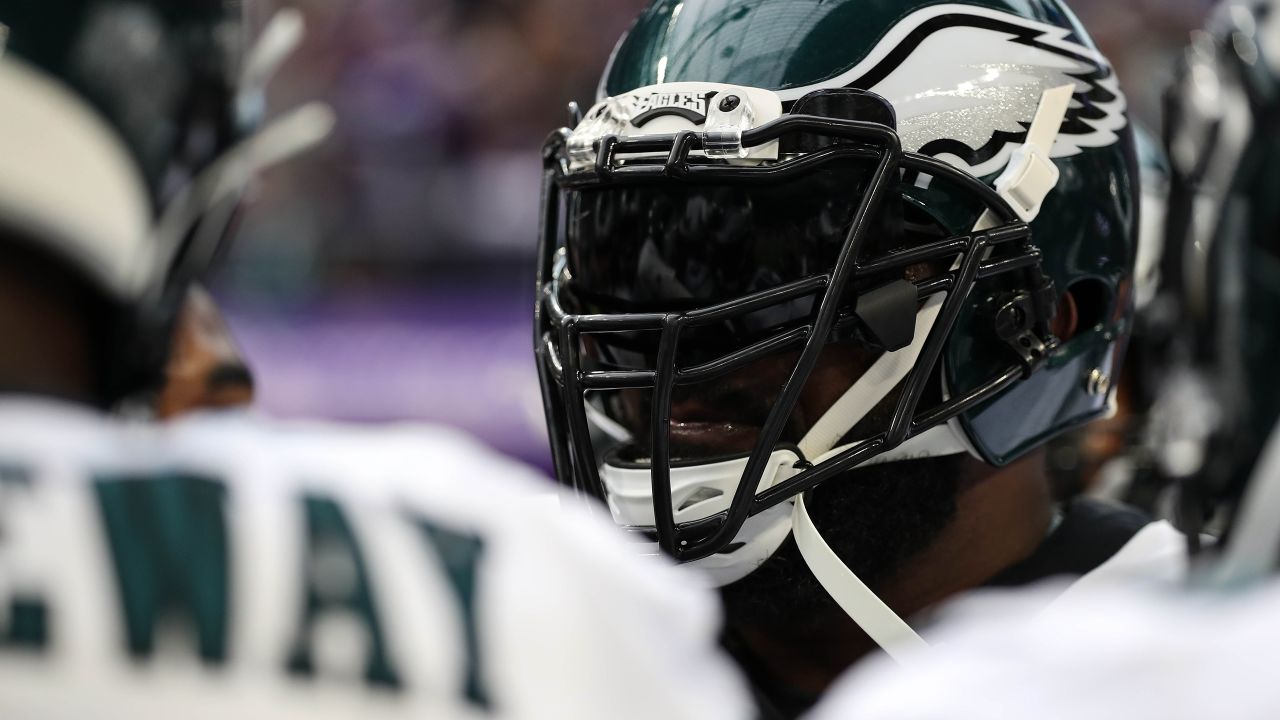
(411, 514), (489, 711)
(0, 465), (47, 650)
(287, 494), (401, 689)
(93, 474), (230, 662)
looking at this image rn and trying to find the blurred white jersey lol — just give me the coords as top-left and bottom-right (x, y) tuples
(0, 399), (751, 720)
(807, 552), (1249, 720)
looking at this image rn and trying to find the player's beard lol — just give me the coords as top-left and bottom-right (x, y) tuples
(719, 453), (968, 633)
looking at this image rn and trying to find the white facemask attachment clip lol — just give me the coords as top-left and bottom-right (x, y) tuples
(792, 85), (1077, 663)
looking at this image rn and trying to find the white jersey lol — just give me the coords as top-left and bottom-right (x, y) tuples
(807, 580), (1280, 720)
(808, 522), (1197, 720)
(0, 399), (751, 720)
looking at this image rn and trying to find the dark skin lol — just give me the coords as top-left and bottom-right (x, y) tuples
(0, 254), (97, 404)
(0, 239), (252, 417)
(732, 451), (1053, 694)
(613, 285), (1078, 696)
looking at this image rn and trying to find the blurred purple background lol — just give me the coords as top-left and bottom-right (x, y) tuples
(215, 0), (1218, 472)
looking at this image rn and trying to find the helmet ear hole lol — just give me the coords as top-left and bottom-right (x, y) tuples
(1060, 278), (1113, 341)
(1051, 290), (1079, 342)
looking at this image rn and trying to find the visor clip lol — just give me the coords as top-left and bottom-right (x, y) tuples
(855, 280), (919, 352)
(994, 294), (1050, 376)
(995, 144), (1060, 222)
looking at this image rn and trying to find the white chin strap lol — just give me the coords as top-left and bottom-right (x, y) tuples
(600, 86), (1075, 661)
(788, 295), (949, 663)
(792, 84), (1076, 663)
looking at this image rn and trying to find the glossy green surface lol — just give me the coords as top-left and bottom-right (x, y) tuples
(948, 142), (1137, 464)
(605, 0), (1093, 96)
(602, 0), (1139, 465)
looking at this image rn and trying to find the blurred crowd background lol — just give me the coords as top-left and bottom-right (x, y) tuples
(214, 0), (1218, 471)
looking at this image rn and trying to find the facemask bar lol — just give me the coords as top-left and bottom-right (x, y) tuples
(536, 113), (1056, 563)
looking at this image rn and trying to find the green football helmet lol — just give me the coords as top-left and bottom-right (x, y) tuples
(0, 0), (328, 409)
(536, 0), (1139, 590)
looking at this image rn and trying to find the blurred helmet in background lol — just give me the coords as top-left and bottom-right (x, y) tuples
(1156, 0), (1280, 574)
(0, 0), (327, 410)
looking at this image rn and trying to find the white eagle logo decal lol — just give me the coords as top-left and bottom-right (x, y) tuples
(775, 4), (1128, 177)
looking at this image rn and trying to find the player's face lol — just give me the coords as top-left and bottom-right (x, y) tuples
(619, 264), (1074, 461)
(609, 338), (882, 461)
(605, 261), (944, 462)
(155, 285), (254, 419)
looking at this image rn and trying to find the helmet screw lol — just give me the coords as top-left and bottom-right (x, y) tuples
(1086, 369), (1112, 397)
(719, 95), (741, 112)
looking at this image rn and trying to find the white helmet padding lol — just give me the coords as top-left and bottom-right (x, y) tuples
(602, 448), (802, 586)
(0, 10), (329, 308)
(0, 58), (154, 301)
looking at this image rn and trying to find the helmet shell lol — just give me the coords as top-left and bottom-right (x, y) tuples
(601, 0), (1139, 464)
(0, 0), (244, 408)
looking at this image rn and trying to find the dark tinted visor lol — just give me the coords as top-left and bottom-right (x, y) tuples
(565, 159), (879, 311)
(559, 164), (952, 372)
(554, 89), (955, 372)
